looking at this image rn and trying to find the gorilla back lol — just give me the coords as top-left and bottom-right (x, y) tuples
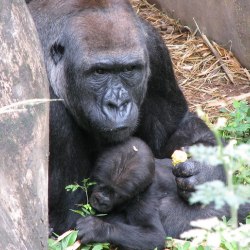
(28, 0), (188, 233)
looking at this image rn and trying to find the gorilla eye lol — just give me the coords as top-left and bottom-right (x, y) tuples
(123, 65), (136, 72)
(95, 68), (107, 74)
(50, 42), (65, 65)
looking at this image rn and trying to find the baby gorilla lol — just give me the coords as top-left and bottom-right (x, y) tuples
(77, 137), (165, 250)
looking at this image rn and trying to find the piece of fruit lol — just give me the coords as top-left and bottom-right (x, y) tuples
(171, 150), (188, 166)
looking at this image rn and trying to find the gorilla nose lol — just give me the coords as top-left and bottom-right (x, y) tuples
(103, 97), (132, 121)
(106, 99), (130, 111)
(102, 87), (133, 122)
(92, 196), (110, 211)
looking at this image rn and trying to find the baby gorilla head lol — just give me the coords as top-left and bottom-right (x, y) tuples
(90, 137), (155, 213)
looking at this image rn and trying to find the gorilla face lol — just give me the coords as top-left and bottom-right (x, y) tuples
(49, 10), (150, 143)
(90, 183), (128, 213)
(90, 137), (155, 213)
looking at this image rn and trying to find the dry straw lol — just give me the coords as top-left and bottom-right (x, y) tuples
(131, 0), (250, 119)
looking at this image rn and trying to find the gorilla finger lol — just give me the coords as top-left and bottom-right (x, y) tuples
(172, 160), (200, 177)
(175, 176), (198, 191)
(76, 216), (92, 230)
(76, 217), (86, 227)
(77, 226), (91, 241)
(177, 188), (192, 201)
(77, 232), (91, 243)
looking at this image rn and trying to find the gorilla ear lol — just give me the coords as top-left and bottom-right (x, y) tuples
(50, 41), (65, 65)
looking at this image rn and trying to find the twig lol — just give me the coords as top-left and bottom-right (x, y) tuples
(0, 98), (62, 114)
(207, 92), (250, 107)
(193, 19), (235, 84)
(243, 68), (250, 82)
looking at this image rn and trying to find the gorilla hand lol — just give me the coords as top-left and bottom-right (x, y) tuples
(172, 159), (225, 201)
(76, 216), (110, 244)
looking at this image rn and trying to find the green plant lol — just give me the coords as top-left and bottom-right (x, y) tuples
(48, 230), (78, 250)
(48, 230), (110, 250)
(65, 179), (97, 217)
(178, 120), (250, 249)
(165, 237), (211, 250)
(219, 101), (250, 144)
(48, 179), (110, 250)
(218, 101), (250, 185)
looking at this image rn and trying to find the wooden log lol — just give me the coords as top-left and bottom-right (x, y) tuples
(0, 1), (49, 249)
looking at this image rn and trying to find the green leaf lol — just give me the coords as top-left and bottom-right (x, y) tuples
(65, 184), (80, 192)
(204, 246), (212, 250)
(96, 213), (107, 217)
(197, 246), (205, 250)
(246, 214), (250, 224)
(48, 239), (61, 250)
(81, 206), (92, 215)
(66, 230), (78, 246)
(221, 240), (237, 250)
(70, 209), (85, 217)
(88, 181), (97, 186)
(92, 243), (105, 250)
(101, 243), (110, 249)
(61, 231), (78, 248)
(183, 241), (190, 250)
(80, 245), (91, 250)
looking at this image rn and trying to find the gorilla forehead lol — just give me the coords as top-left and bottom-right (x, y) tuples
(67, 8), (145, 58)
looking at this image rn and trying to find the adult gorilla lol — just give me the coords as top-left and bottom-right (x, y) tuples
(27, 0), (223, 234)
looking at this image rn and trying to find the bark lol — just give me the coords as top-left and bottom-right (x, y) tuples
(0, 1), (49, 249)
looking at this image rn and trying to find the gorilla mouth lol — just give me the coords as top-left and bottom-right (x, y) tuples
(100, 126), (134, 143)
(108, 126), (128, 132)
(93, 205), (111, 214)
(90, 200), (112, 213)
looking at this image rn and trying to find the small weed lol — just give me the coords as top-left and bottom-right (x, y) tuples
(165, 237), (211, 250)
(48, 179), (110, 250)
(66, 179), (97, 217)
(219, 101), (250, 144)
(48, 230), (78, 250)
(218, 101), (250, 185)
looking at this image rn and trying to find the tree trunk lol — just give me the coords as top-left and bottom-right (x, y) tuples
(0, 1), (49, 249)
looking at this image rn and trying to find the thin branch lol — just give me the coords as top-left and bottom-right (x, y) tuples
(0, 98), (62, 114)
(193, 19), (235, 84)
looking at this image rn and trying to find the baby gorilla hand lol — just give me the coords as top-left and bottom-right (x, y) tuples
(76, 216), (109, 244)
(172, 159), (225, 201)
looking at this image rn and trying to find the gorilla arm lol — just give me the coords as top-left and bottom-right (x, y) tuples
(76, 214), (165, 250)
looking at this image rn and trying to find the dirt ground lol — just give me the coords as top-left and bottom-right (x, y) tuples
(131, 0), (250, 120)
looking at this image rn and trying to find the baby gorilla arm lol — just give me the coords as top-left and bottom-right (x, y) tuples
(76, 215), (165, 250)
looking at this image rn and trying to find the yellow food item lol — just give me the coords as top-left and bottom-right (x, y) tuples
(171, 150), (188, 166)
